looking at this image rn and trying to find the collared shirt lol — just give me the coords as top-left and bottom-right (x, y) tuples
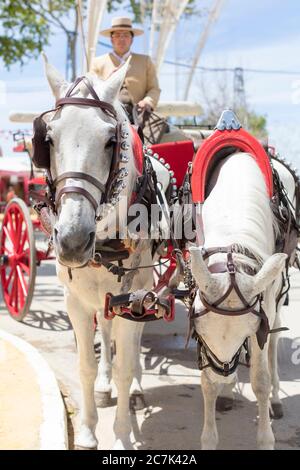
(111, 50), (131, 65)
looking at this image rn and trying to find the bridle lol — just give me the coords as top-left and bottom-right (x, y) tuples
(189, 245), (278, 377)
(32, 76), (128, 221)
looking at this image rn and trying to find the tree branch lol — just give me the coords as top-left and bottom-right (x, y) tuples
(22, 1), (71, 34)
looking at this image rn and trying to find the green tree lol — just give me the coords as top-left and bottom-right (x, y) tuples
(246, 110), (268, 139)
(0, 0), (78, 78)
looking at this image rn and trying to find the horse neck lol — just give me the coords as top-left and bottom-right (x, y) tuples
(203, 153), (276, 260)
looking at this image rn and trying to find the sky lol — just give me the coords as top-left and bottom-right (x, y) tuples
(0, 0), (300, 166)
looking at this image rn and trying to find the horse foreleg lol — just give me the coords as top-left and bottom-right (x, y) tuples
(201, 371), (221, 450)
(268, 313), (283, 419)
(112, 318), (144, 450)
(251, 336), (275, 450)
(95, 313), (113, 407)
(129, 323), (144, 406)
(67, 295), (98, 449)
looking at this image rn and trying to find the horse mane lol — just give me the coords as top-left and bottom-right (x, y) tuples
(204, 152), (280, 265)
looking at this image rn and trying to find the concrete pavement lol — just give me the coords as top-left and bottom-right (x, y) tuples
(0, 328), (68, 449)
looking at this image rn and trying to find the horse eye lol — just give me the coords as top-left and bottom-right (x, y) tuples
(105, 137), (116, 149)
(45, 134), (53, 146)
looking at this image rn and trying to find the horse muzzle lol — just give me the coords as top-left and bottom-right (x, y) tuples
(54, 225), (96, 268)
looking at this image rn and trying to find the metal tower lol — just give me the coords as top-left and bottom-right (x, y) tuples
(233, 67), (246, 110)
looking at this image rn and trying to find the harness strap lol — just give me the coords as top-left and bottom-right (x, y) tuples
(56, 98), (117, 120)
(198, 292), (260, 317)
(55, 186), (99, 212)
(65, 76), (84, 97)
(81, 77), (101, 101)
(53, 172), (106, 193)
(193, 330), (245, 377)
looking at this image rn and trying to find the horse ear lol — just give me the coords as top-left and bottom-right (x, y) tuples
(252, 253), (287, 296)
(190, 246), (215, 293)
(42, 52), (69, 100)
(103, 58), (130, 103)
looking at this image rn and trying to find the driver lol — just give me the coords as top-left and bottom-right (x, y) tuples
(91, 17), (161, 123)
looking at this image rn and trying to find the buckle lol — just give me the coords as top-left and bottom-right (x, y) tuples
(223, 362), (230, 376)
(227, 262), (236, 274)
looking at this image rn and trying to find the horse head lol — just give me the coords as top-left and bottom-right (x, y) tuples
(190, 245), (287, 373)
(43, 57), (134, 268)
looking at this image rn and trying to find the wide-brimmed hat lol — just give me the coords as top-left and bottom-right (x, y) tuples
(100, 17), (144, 37)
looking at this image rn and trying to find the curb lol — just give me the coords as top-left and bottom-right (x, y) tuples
(0, 329), (68, 450)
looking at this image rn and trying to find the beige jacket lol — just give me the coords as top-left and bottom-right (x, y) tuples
(91, 52), (161, 109)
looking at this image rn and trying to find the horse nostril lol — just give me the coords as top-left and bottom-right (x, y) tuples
(54, 226), (95, 255)
(84, 231), (96, 252)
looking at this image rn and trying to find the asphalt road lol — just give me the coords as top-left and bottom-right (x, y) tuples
(0, 260), (300, 450)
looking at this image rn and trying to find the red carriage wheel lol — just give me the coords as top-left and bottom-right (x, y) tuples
(0, 198), (36, 321)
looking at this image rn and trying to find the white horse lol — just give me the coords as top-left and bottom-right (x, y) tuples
(189, 152), (289, 450)
(43, 58), (169, 449)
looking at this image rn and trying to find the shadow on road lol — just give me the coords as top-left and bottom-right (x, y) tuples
(22, 309), (72, 331)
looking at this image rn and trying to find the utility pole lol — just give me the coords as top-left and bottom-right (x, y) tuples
(233, 67), (246, 110)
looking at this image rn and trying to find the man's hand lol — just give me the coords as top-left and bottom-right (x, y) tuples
(137, 100), (152, 113)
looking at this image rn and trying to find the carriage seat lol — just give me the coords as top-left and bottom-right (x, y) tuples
(150, 140), (195, 187)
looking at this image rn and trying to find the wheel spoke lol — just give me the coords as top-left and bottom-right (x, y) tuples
(14, 269), (19, 311)
(8, 271), (17, 307)
(19, 227), (28, 252)
(18, 261), (30, 275)
(17, 265), (27, 297)
(3, 226), (14, 250)
(6, 210), (15, 234)
(17, 276), (25, 310)
(7, 210), (19, 249)
(4, 266), (15, 290)
(14, 212), (23, 252)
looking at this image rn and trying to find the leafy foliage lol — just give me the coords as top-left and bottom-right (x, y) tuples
(0, 0), (76, 67)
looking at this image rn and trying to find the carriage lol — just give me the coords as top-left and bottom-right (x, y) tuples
(0, 133), (54, 321)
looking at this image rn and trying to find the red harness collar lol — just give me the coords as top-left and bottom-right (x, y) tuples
(191, 128), (273, 203)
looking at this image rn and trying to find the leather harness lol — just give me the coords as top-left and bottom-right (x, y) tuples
(188, 245), (288, 377)
(32, 76), (122, 218)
